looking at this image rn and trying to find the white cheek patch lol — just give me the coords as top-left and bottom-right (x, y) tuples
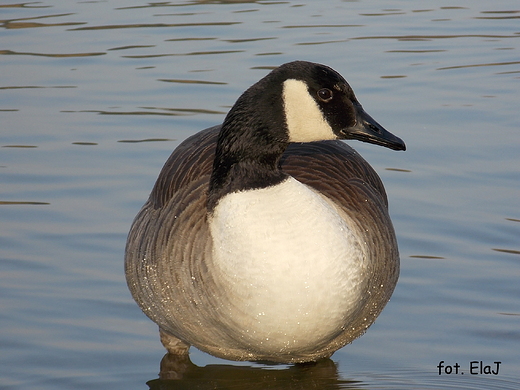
(283, 79), (336, 142)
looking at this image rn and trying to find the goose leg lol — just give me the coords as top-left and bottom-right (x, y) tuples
(159, 328), (190, 355)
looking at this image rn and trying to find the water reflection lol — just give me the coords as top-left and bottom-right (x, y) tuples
(2, 0), (519, 388)
(70, 22), (241, 31)
(0, 49), (106, 57)
(147, 354), (361, 390)
(437, 60), (520, 71)
(68, 107), (226, 116)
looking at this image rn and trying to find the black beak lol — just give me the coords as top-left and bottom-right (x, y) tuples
(340, 105), (406, 151)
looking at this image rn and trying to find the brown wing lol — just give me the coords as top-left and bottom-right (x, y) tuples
(149, 125), (220, 210)
(149, 125), (388, 211)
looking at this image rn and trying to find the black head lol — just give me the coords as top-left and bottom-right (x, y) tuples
(208, 61), (405, 210)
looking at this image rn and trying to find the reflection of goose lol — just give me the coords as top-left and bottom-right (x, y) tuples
(147, 353), (356, 389)
(125, 61), (405, 363)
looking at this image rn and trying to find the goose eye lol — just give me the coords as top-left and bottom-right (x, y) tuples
(317, 88), (333, 102)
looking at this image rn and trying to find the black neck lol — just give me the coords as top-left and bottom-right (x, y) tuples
(207, 118), (288, 212)
(206, 68), (292, 211)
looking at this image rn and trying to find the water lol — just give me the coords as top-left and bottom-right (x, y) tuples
(1, 0), (519, 389)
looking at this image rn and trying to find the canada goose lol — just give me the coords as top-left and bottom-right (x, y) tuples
(125, 61), (405, 364)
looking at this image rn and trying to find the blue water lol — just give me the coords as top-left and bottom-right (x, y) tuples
(1, 1), (519, 389)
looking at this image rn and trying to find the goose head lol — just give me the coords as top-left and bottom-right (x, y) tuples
(208, 61), (405, 209)
(281, 61), (406, 151)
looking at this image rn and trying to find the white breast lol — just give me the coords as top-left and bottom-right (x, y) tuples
(209, 176), (368, 354)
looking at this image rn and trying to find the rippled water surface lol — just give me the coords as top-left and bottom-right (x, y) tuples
(1, 1), (519, 389)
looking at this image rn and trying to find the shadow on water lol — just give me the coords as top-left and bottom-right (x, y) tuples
(147, 354), (362, 389)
